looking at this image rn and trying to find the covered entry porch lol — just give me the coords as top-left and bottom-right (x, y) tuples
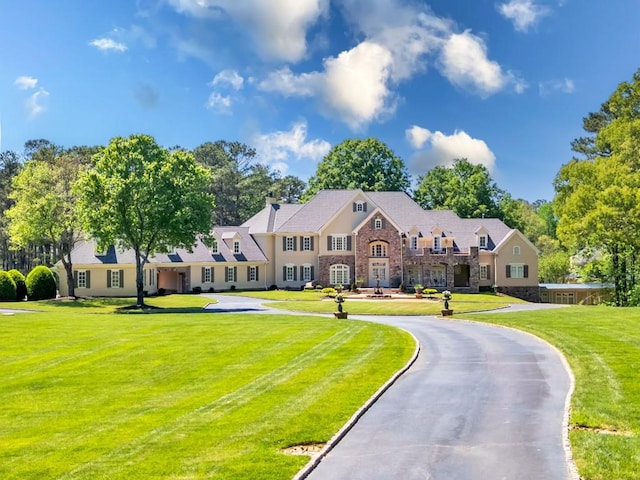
(158, 267), (191, 293)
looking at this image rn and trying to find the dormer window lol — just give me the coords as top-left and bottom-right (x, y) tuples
(433, 235), (441, 251)
(233, 240), (241, 254)
(353, 201), (367, 212)
(410, 235), (418, 250)
(374, 218), (382, 230)
(211, 238), (218, 254)
(479, 235), (487, 249)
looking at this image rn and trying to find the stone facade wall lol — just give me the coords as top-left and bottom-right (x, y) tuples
(495, 286), (540, 302)
(403, 247), (480, 293)
(355, 216), (403, 287)
(318, 254), (355, 287)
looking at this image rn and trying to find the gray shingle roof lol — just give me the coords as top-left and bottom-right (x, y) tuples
(277, 190), (359, 233)
(242, 203), (303, 233)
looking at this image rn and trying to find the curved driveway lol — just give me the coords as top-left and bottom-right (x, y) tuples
(203, 296), (574, 480)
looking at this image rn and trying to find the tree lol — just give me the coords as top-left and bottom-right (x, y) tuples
(76, 134), (214, 307)
(0, 151), (23, 270)
(302, 138), (410, 200)
(6, 151), (87, 298)
(554, 68), (640, 305)
(274, 175), (306, 204)
(538, 250), (570, 283)
(414, 159), (521, 227)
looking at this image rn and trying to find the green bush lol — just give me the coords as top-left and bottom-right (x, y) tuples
(321, 287), (337, 297)
(0, 271), (17, 302)
(7, 269), (27, 301)
(26, 266), (57, 301)
(423, 288), (438, 296)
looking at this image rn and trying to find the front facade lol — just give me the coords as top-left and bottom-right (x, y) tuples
(57, 190), (539, 301)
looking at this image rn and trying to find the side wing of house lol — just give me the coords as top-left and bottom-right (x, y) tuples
(493, 229), (540, 301)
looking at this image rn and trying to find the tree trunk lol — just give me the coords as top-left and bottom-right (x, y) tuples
(135, 249), (145, 307)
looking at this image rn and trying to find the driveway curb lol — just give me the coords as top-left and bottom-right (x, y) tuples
(292, 328), (421, 480)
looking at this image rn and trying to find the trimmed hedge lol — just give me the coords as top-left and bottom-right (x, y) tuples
(0, 271), (17, 302)
(7, 269), (27, 301)
(26, 266), (57, 301)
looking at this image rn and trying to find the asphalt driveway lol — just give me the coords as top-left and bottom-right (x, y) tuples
(202, 296), (575, 480)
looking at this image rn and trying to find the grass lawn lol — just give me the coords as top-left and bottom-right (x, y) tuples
(458, 306), (640, 480)
(0, 302), (414, 479)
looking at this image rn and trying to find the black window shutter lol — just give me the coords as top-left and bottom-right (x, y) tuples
(283, 266), (286, 281)
(347, 236), (352, 251)
(310, 237), (314, 251)
(247, 266), (250, 280)
(293, 267), (297, 281)
(233, 267), (237, 282)
(86, 271), (91, 288)
(282, 237), (287, 251)
(211, 267), (214, 283)
(363, 202), (367, 212)
(107, 270), (111, 288)
(73, 271), (78, 288)
(311, 266), (315, 279)
(327, 236), (332, 251)
(299, 266), (304, 280)
(293, 236), (297, 251)
(255, 267), (259, 282)
(202, 267), (206, 282)
(524, 265), (529, 278)
(119, 270), (124, 288)
(487, 265), (491, 279)
(225, 266), (229, 281)
(352, 202), (356, 212)
(506, 265), (511, 278)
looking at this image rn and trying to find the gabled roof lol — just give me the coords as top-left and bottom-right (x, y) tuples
(278, 190), (362, 233)
(353, 206), (403, 234)
(493, 228), (540, 255)
(241, 203), (303, 234)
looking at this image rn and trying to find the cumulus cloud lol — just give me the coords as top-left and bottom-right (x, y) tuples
(89, 37), (128, 52)
(498, 0), (550, 32)
(166, 0), (328, 62)
(539, 77), (575, 96)
(26, 88), (50, 118)
(14, 76), (38, 90)
(206, 92), (232, 113)
(438, 31), (526, 96)
(210, 69), (244, 90)
(406, 126), (496, 175)
(252, 121), (331, 174)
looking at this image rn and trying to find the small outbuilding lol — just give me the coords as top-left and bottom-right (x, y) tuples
(539, 283), (612, 305)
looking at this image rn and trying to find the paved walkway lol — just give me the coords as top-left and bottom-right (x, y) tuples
(202, 296), (575, 480)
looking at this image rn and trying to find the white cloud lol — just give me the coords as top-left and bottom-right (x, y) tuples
(252, 121), (331, 174)
(438, 31), (525, 97)
(14, 76), (38, 90)
(258, 67), (319, 97)
(90, 37), (128, 52)
(210, 69), (244, 90)
(407, 127), (496, 175)
(539, 78), (575, 96)
(406, 125), (432, 149)
(26, 88), (50, 118)
(166, 0), (328, 62)
(498, 0), (550, 32)
(206, 92), (232, 113)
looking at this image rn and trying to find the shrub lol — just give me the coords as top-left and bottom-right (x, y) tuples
(7, 269), (27, 301)
(423, 288), (438, 296)
(25, 266), (57, 301)
(0, 271), (17, 302)
(321, 287), (337, 297)
(192, 286), (202, 294)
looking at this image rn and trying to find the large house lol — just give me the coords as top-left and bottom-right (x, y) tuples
(56, 190), (539, 301)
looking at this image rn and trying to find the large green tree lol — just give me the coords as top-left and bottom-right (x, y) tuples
(414, 158), (522, 228)
(0, 151), (23, 270)
(7, 151), (88, 298)
(76, 134), (214, 307)
(554, 68), (640, 305)
(302, 138), (410, 200)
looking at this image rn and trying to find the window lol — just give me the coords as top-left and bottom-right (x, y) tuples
(285, 236), (295, 251)
(76, 270), (87, 288)
(410, 236), (418, 250)
(374, 218), (382, 230)
(507, 264), (528, 279)
(479, 235), (487, 249)
(211, 238), (218, 254)
(302, 236), (312, 251)
(302, 264), (313, 282)
(226, 266), (237, 282)
(108, 269), (123, 288)
(355, 202), (364, 212)
(433, 235), (441, 251)
(285, 265), (295, 282)
(203, 266), (212, 283)
(370, 242), (387, 257)
(330, 264), (350, 285)
(480, 264), (490, 280)
(248, 266), (257, 282)
(332, 235), (348, 251)
(233, 240), (241, 254)
(513, 245), (521, 255)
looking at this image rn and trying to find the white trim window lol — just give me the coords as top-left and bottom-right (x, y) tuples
(433, 235), (441, 251)
(203, 266), (212, 283)
(510, 264), (525, 278)
(479, 235), (487, 249)
(480, 264), (489, 280)
(330, 264), (350, 285)
(285, 236), (295, 251)
(302, 264), (313, 282)
(233, 240), (241, 254)
(302, 236), (312, 251)
(355, 201), (365, 212)
(332, 235), (348, 251)
(248, 266), (257, 282)
(513, 245), (521, 256)
(410, 235), (418, 250)
(211, 238), (219, 254)
(370, 242), (387, 257)
(226, 267), (235, 282)
(110, 270), (121, 288)
(77, 270), (87, 288)
(374, 218), (382, 230)
(285, 264), (295, 282)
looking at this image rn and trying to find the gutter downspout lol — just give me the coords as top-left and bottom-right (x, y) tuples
(400, 232), (404, 288)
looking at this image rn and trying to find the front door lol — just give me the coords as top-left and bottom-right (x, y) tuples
(369, 260), (389, 287)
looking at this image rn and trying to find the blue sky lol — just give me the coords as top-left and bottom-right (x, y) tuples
(1, 1), (638, 202)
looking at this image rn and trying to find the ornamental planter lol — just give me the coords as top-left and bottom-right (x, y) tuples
(334, 312), (349, 319)
(441, 309), (453, 316)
